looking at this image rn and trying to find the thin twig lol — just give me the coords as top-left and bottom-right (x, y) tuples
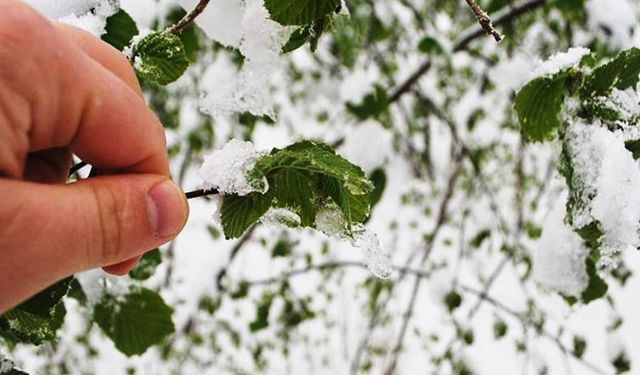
(216, 225), (257, 290)
(167, 0), (211, 35)
(463, 0), (503, 42)
(185, 188), (219, 199)
(68, 161), (88, 177)
(389, 0), (546, 103)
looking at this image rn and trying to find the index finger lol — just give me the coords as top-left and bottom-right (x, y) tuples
(0, 1), (169, 176)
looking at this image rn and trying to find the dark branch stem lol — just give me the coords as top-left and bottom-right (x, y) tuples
(167, 0), (211, 35)
(463, 0), (503, 42)
(68, 161), (88, 177)
(185, 188), (219, 199)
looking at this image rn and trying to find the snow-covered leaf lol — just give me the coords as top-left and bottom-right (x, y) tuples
(132, 32), (189, 85)
(0, 278), (72, 345)
(94, 287), (174, 356)
(581, 48), (640, 98)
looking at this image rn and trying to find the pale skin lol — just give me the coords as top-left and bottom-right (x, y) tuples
(0, 1), (190, 313)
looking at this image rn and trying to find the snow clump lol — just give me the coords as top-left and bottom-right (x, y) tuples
(23, 0), (118, 36)
(199, 139), (267, 196)
(531, 47), (590, 78)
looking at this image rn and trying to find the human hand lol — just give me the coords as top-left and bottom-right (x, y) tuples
(0, 1), (189, 313)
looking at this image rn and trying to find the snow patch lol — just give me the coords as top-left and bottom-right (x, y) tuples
(24, 0), (118, 36)
(531, 47), (590, 78)
(199, 139), (267, 195)
(533, 196), (589, 297)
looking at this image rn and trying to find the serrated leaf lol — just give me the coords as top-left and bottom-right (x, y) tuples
(132, 32), (189, 85)
(129, 248), (162, 281)
(264, 0), (341, 26)
(270, 168), (317, 226)
(101, 9), (139, 51)
(94, 287), (174, 356)
(581, 48), (640, 98)
(0, 277), (72, 345)
(221, 191), (274, 239)
(282, 26), (311, 53)
(515, 75), (567, 142)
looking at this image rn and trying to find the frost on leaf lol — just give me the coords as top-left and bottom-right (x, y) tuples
(315, 201), (392, 279)
(533, 197), (589, 298)
(199, 139), (268, 196)
(260, 208), (302, 228)
(563, 123), (640, 267)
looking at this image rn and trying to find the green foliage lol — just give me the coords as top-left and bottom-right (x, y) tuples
(221, 141), (373, 239)
(443, 290), (462, 312)
(493, 319), (508, 339)
(368, 168), (387, 210)
(264, 0), (341, 26)
(101, 10), (139, 51)
(580, 258), (608, 304)
(581, 48), (640, 98)
(0, 278), (71, 345)
(346, 85), (390, 121)
(612, 352), (631, 374)
(515, 75), (568, 142)
(94, 288), (174, 356)
(132, 32), (189, 85)
(572, 336), (587, 358)
(129, 249), (162, 281)
(417, 36), (444, 55)
(249, 293), (274, 332)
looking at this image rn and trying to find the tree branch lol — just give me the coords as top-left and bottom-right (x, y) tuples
(463, 0), (503, 43)
(389, 0), (546, 103)
(167, 0), (211, 35)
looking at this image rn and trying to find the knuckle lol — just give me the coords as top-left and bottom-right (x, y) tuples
(90, 183), (130, 264)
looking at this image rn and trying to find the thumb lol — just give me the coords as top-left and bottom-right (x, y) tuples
(0, 175), (188, 310)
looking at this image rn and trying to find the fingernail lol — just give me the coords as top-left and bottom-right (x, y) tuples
(147, 180), (188, 238)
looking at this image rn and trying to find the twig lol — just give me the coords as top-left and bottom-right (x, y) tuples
(216, 225), (257, 290)
(185, 188), (219, 199)
(463, 0), (503, 42)
(68, 161), (88, 177)
(389, 0), (546, 103)
(167, 0), (211, 35)
(386, 157), (462, 374)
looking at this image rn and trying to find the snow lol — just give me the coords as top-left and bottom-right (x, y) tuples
(315, 201), (392, 279)
(0, 354), (13, 374)
(198, 139), (267, 195)
(533, 196), (589, 297)
(180, 0), (289, 115)
(260, 208), (302, 228)
(23, 0), (118, 36)
(566, 122), (640, 267)
(531, 47), (590, 78)
(587, 0), (639, 49)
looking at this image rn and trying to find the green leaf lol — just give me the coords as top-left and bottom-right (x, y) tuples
(346, 85), (390, 121)
(129, 248), (162, 281)
(101, 9), (139, 51)
(264, 0), (341, 26)
(270, 168), (317, 226)
(282, 26), (311, 53)
(94, 287), (174, 356)
(368, 168), (387, 210)
(624, 139), (640, 159)
(493, 320), (508, 339)
(572, 336), (587, 359)
(581, 48), (640, 98)
(443, 290), (462, 312)
(580, 258), (608, 303)
(417, 36), (444, 55)
(0, 277), (72, 345)
(132, 32), (189, 85)
(166, 8), (202, 62)
(249, 293), (273, 332)
(221, 191), (274, 239)
(515, 75), (568, 142)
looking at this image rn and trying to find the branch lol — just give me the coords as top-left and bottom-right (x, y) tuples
(459, 285), (612, 375)
(167, 0), (211, 35)
(389, 0), (546, 103)
(463, 0), (503, 43)
(216, 224), (257, 290)
(185, 188), (219, 199)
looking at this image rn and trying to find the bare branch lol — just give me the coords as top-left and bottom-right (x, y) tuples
(167, 0), (211, 35)
(463, 0), (503, 43)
